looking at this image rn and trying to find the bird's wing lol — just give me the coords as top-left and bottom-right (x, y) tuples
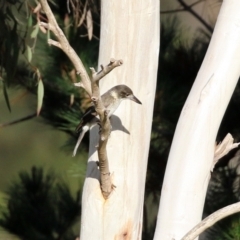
(101, 93), (115, 109)
(75, 91), (115, 133)
(75, 106), (96, 132)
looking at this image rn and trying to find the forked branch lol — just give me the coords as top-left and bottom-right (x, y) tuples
(90, 59), (122, 198)
(161, 0), (213, 33)
(38, 0), (122, 199)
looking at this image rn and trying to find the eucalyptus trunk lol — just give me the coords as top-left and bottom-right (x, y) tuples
(80, 1), (159, 239)
(154, 0), (240, 239)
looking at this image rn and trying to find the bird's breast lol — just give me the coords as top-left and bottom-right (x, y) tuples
(106, 99), (122, 116)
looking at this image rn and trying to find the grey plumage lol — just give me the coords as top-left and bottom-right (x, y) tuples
(73, 84), (141, 156)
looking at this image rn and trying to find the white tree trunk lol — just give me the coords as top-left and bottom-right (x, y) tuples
(154, 0), (240, 239)
(80, 1), (159, 239)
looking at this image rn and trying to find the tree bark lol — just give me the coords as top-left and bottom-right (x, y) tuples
(154, 0), (240, 239)
(80, 1), (159, 239)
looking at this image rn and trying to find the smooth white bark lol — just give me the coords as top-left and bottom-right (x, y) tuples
(80, 1), (159, 239)
(154, 0), (240, 239)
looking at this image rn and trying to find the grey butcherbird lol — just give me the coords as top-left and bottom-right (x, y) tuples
(72, 84), (142, 156)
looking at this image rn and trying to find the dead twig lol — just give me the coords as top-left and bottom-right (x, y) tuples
(212, 133), (240, 171)
(90, 59), (123, 198)
(178, 0), (213, 32)
(0, 113), (37, 128)
(38, 0), (123, 199)
(181, 202), (240, 240)
(161, 0), (213, 33)
(38, 0), (92, 95)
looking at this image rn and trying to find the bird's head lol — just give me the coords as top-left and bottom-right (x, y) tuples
(113, 85), (142, 104)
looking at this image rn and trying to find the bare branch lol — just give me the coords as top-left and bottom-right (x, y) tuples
(0, 113), (37, 128)
(90, 59), (123, 199)
(93, 58), (123, 83)
(38, 0), (92, 95)
(212, 133), (240, 170)
(181, 202), (240, 240)
(161, 0), (213, 33)
(161, 1), (203, 14)
(98, 123), (113, 198)
(33, 3), (41, 13)
(189, 0), (204, 8)
(39, 21), (54, 32)
(48, 39), (62, 49)
(161, 9), (185, 14)
(73, 82), (84, 88)
(77, 0), (87, 27)
(38, 0), (122, 199)
(177, 0), (213, 32)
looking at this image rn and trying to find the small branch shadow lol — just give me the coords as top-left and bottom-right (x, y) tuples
(86, 114), (130, 180)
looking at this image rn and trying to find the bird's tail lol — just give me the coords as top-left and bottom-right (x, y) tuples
(72, 126), (89, 157)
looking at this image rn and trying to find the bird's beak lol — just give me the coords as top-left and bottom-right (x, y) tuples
(127, 94), (142, 104)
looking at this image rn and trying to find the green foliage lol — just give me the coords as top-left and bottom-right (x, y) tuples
(0, 0), (100, 146)
(36, 70), (44, 116)
(0, 0), (27, 110)
(0, 166), (80, 240)
(2, 80), (11, 112)
(29, 1), (100, 143)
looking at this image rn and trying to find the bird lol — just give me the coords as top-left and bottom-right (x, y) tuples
(72, 84), (142, 156)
